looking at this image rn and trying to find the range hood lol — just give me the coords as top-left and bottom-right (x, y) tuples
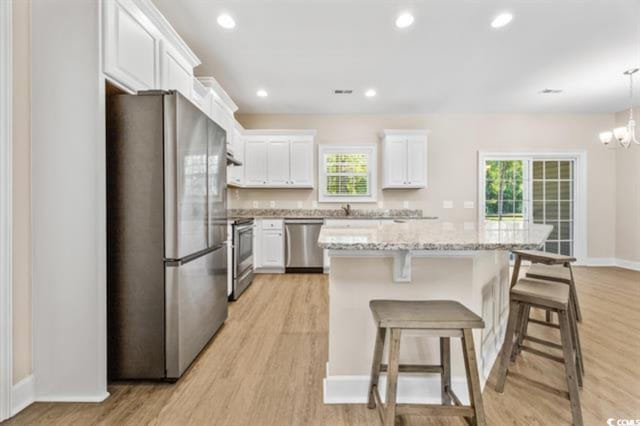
(226, 153), (242, 166)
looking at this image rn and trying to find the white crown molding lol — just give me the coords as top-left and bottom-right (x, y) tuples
(381, 129), (430, 138)
(132, 0), (200, 68)
(242, 129), (317, 136)
(197, 76), (239, 113)
(0, 0), (13, 421)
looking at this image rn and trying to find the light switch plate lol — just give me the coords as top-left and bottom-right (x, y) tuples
(297, 201), (303, 208)
(403, 201), (409, 208)
(312, 201), (318, 208)
(269, 200), (276, 208)
(377, 201), (384, 208)
(464, 201), (474, 209)
(443, 200), (454, 209)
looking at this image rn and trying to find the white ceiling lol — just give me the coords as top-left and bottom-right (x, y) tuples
(153, 0), (640, 114)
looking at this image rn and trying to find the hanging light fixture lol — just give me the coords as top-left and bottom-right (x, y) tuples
(599, 68), (639, 149)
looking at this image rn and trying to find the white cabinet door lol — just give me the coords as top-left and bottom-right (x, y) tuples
(244, 139), (268, 185)
(407, 137), (426, 187)
(267, 139), (290, 185)
(385, 137), (407, 187)
(261, 230), (284, 268)
(289, 139), (314, 187)
(103, 0), (160, 92)
(162, 48), (193, 98)
(227, 130), (244, 186)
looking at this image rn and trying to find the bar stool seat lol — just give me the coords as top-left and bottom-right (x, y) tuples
(368, 300), (486, 426)
(370, 300), (485, 329)
(526, 264), (571, 281)
(511, 278), (570, 310)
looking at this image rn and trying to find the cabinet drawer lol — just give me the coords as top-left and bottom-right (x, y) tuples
(260, 219), (283, 230)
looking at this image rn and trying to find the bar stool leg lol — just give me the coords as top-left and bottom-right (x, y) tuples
(496, 301), (520, 392)
(440, 337), (451, 405)
(568, 264), (582, 322)
(568, 300), (585, 379)
(545, 309), (553, 323)
(510, 303), (526, 362)
(384, 328), (402, 426)
(462, 329), (486, 426)
(558, 309), (583, 426)
(515, 305), (531, 354)
(368, 327), (387, 409)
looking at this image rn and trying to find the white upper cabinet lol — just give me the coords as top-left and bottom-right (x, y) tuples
(289, 138), (314, 186)
(238, 131), (316, 188)
(244, 137), (269, 186)
(381, 130), (428, 189)
(103, 0), (161, 91)
(267, 139), (291, 185)
(161, 45), (193, 97)
(103, 0), (200, 94)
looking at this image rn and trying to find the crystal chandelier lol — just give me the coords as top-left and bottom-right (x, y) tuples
(599, 68), (639, 149)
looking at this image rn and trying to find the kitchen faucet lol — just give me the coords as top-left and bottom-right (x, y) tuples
(341, 204), (352, 216)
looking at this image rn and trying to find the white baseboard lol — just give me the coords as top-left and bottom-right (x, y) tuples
(35, 392), (110, 403)
(615, 258), (640, 271)
(323, 374), (472, 405)
(12, 375), (35, 416)
(580, 257), (640, 271)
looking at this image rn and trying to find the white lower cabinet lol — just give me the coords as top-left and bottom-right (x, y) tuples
(254, 219), (285, 272)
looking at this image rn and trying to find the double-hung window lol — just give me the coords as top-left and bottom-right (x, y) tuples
(318, 145), (377, 202)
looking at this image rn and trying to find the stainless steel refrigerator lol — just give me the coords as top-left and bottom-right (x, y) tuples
(107, 91), (228, 380)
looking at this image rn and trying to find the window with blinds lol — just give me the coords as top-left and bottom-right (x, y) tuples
(318, 145), (377, 202)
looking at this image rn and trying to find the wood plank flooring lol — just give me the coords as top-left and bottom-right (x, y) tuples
(6, 267), (640, 425)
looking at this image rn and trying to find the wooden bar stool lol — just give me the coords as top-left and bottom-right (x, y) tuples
(367, 300), (486, 426)
(496, 278), (583, 426)
(511, 249), (582, 323)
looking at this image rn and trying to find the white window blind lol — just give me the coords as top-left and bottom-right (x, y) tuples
(318, 145), (377, 202)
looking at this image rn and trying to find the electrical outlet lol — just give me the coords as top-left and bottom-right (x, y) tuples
(269, 200), (276, 208)
(252, 201), (259, 208)
(443, 200), (454, 209)
(297, 201), (303, 208)
(464, 201), (474, 209)
(403, 201), (409, 209)
(377, 201), (384, 208)
(312, 201), (318, 208)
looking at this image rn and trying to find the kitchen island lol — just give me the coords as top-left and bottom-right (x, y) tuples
(318, 220), (552, 405)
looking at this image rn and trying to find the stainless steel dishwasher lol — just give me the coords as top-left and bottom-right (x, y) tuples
(284, 219), (324, 273)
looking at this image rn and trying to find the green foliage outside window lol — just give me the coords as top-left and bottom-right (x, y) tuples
(485, 160), (524, 220)
(325, 153), (369, 196)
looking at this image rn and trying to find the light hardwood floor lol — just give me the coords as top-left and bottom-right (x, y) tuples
(6, 267), (640, 425)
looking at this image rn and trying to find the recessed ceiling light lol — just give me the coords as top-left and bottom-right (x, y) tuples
(539, 88), (563, 94)
(365, 89), (377, 98)
(491, 13), (513, 29)
(395, 13), (414, 29)
(256, 89), (268, 98)
(217, 14), (236, 29)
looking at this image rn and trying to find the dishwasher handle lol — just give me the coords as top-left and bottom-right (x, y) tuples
(284, 219), (324, 225)
(285, 224), (292, 267)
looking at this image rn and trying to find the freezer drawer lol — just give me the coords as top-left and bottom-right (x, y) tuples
(165, 245), (228, 379)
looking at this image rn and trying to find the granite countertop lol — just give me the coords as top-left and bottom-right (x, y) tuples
(228, 208), (437, 220)
(318, 220), (553, 251)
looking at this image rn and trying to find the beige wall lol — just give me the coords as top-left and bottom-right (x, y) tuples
(12, 0), (32, 385)
(614, 108), (640, 264)
(237, 113), (617, 259)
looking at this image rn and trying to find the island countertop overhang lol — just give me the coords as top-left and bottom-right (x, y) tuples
(318, 220), (553, 251)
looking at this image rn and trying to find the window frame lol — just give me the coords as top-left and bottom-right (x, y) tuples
(477, 151), (587, 263)
(318, 144), (378, 203)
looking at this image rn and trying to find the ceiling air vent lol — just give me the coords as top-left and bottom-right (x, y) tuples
(334, 89), (353, 94)
(539, 88), (563, 94)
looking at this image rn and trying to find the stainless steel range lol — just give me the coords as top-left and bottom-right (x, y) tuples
(230, 218), (255, 300)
